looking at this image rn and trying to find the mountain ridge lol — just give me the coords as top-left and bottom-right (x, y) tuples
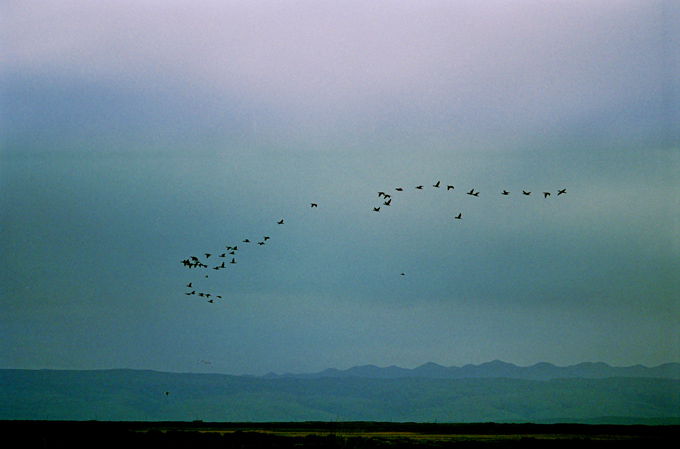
(263, 360), (680, 380)
(1, 366), (678, 423)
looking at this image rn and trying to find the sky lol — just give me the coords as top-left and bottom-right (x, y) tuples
(1, 0), (679, 376)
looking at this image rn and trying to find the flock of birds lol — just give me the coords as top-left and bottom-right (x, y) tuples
(371, 182), (566, 215)
(179, 182), (566, 302)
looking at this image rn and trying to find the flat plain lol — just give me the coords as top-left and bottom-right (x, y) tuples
(3, 421), (678, 448)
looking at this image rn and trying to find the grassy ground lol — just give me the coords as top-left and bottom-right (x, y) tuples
(2, 420), (678, 448)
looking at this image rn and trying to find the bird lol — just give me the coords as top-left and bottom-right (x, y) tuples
(522, 191), (531, 195)
(258, 241), (265, 245)
(230, 258), (236, 264)
(219, 253), (226, 257)
(204, 253), (211, 258)
(383, 198), (391, 206)
(395, 187), (403, 191)
(186, 282), (192, 288)
(311, 203), (318, 207)
(433, 181), (440, 188)
(415, 185), (423, 189)
(243, 239), (250, 243)
(165, 392), (169, 396)
(502, 190), (509, 195)
(277, 219), (284, 224)
(378, 191), (386, 198)
(543, 192), (551, 198)
(207, 299), (213, 303)
(454, 213), (462, 219)
(185, 290), (195, 295)
(263, 236), (270, 241)
(557, 188), (567, 195)
(467, 189), (479, 196)
(373, 207), (380, 212)
(447, 185), (454, 190)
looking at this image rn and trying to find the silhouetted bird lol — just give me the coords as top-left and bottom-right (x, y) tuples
(395, 187), (403, 191)
(543, 192), (551, 198)
(378, 191), (386, 198)
(447, 185), (454, 190)
(373, 207), (380, 212)
(205, 253), (211, 258)
(208, 299), (213, 303)
(454, 213), (462, 219)
(311, 203), (318, 207)
(263, 236), (270, 241)
(230, 258), (236, 264)
(186, 282), (192, 288)
(557, 189), (567, 195)
(277, 219), (284, 224)
(219, 253), (226, 257)
(258, 242), (265, 245)
(467, 189), (479, 196)
(165, 392), (169, 396)
(433, 181), (440, 188)
(523, 191), (531, 195)
(243, 239), (250, 243)
(502, 190), (509, 195)
(383, 198), (391, 206)
(415, 185), (423, 189)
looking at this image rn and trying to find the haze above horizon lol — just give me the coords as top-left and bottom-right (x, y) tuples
(1, 1), (678, 377)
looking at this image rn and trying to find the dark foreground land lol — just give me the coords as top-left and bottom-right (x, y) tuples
(2, 421), (678, 448)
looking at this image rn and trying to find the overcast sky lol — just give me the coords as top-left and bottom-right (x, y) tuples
(1, 1), (679, 376)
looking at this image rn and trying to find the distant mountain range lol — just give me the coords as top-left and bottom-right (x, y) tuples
(1, 362), (678, 423)
(260, 360), (680, 380)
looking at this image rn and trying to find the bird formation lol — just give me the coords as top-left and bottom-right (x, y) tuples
(179, 217), (290, 303)
(371, 183), (566, 219)
(178, 183), (567, 303)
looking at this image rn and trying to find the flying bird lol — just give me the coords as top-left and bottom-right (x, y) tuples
(243, 239), (250, 243)
(263, 236), (270, 241)
(522, 191), (531, 195)
(378, 192), (386, 198)
(395, 187), (403, 191)
(230, 258), (236, 264)
(204, 253), (211, 258)
(415, 185), (423, 189)
(454, 213), (462, 219)
(277, 219), (284, 224)
(466, 189), (479, 196)
(502, 190), (509, 195)
(557, 189), (567, 195)
(447, 185), (454, 190)
(543, 192), (551, 198)
(186, 282), (192, 288)
(311, 203), (318, 207)
(433, 181), (440, 188)
(383, 198), (391, 206)
(373, 207), (380, 212)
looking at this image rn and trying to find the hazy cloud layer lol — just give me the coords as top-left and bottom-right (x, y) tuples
(1, 1), (678, 375)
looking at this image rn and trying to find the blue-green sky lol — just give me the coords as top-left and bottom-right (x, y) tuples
(1, 1), (679, 376)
